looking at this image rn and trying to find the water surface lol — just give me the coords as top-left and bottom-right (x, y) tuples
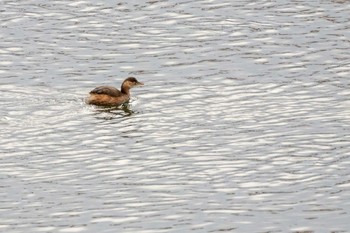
(1, 0), (350, 232)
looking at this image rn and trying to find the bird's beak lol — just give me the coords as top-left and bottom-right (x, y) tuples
(136, 81), (144, 86)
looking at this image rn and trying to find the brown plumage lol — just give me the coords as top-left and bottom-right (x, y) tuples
(87, 77), (144, 106)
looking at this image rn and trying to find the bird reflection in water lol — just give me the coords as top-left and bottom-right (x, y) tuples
(92, 103), (135, 120)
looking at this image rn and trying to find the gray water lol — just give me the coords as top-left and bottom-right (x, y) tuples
(1, 0), (350, 232)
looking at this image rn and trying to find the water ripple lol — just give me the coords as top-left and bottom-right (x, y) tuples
(1, 0), (350, 232)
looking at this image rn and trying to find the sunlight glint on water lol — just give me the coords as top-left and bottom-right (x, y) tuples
(0, 0), (350, 232)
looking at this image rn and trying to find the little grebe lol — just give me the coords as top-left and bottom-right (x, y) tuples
(87, 77), (144, 106)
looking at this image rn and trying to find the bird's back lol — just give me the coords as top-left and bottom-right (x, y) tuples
(89, 86), (123, 97)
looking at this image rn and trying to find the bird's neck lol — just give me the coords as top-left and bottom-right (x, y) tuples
(121, 85), (130, 95)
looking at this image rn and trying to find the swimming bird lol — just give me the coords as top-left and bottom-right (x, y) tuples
(87, 77), (143, 106)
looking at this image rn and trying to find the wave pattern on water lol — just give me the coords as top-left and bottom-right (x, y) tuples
(1, 0), (350, 232)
